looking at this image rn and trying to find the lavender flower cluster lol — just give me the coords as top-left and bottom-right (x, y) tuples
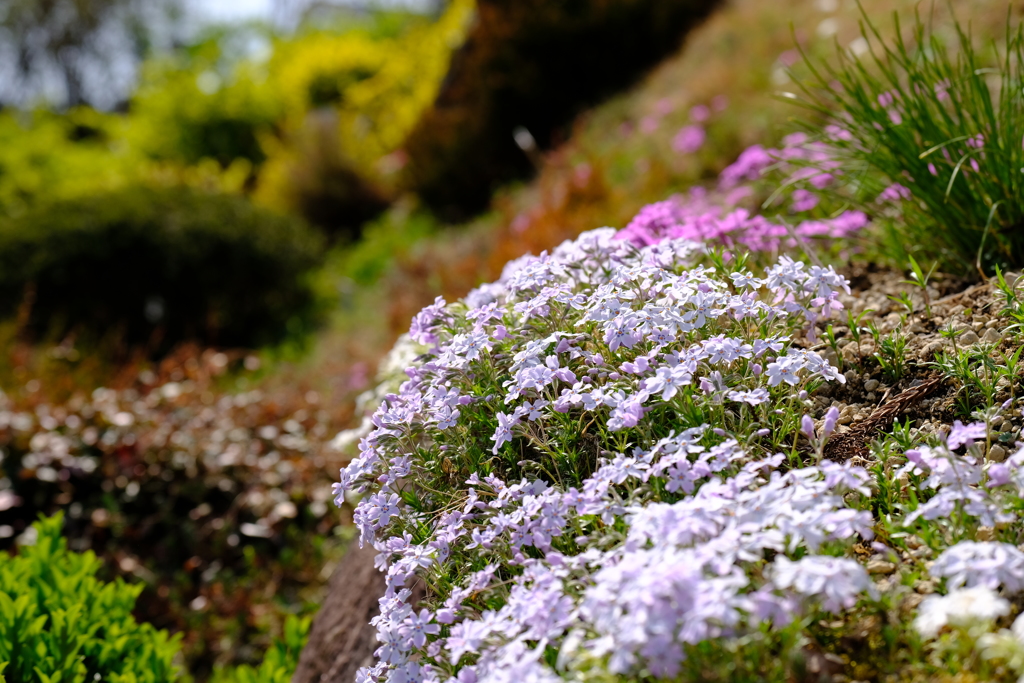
(331, 221), (891, 682)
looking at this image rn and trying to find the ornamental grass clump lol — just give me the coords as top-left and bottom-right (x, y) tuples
(790, 6), (1024, 275)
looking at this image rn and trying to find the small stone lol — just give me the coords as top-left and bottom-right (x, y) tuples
(909, 323), (926, 334)
(922, 341), (944, 356)
(1000, 420), (1014, 432)
(905, 534), (924, 550)
(842, 345), (860, 361)
(866, 559), (897, 575)
(989, 445), (1007, 463)
(864, 379), (879, 392)
(982, 328), (1002, 344)
(866, 392), (877, 402)
(901, 594), (925, 613)
(977, 526), (996, 541)
(915, 579), (937, 594)
(960, 330), (981, 345)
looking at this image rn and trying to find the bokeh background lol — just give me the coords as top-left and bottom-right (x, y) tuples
(0, 0), (1018, 680)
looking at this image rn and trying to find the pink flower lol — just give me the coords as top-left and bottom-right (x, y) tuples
(791, 189), (819, 212)
(672, 125), (706, 154)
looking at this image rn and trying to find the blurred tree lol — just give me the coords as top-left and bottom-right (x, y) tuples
(0, 0), (185, 108)
(402, 0), (723, 220)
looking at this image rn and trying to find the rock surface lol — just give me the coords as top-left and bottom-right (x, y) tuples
(292, 542), (385, 683)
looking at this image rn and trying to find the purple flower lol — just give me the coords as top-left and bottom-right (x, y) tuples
(771, 555), (876, 612)
(672, 125), (706, 154)
(930, 542), (1024, 593)
(766, 357), (802, 386)
(821, 406), (840, 439)
(727, 388), (769, 405)
(398, 609), (440, 649)
(946, 420), (987, 450)
(801, 414), (816, 440)
(491, 412), (519, 454)
(790, 189), (819, 212)
(877, 182), (912, 203)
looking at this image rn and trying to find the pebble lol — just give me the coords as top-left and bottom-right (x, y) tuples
(977, 526), (996, 542)
(960, 330), (981, 345)
(982, 328), (1002, 344)
(866, 559), (897, 575)
(915, 579), (937, 594)
(989, 445), (1007, 463)
(864, 379), (879, 392)
(901, 594), (925, 612)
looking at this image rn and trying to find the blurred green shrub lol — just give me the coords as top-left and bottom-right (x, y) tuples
(130, 31), (283, 169)
(402, 0), (722, 219)
(210, 616), (311, 683)
(0, 110), (251, 221)
(252, 0), (474, 232)
(0, 186), (325, 351)
(0, 513), (181, 683)
(0, 110), (135, 218)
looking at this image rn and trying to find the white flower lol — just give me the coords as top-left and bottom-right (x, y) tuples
(931, 541), (1024, 594)
(913, 587), (1010, 639)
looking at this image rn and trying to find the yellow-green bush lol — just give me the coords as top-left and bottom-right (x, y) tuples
(0, 109), (250, 220)
(0, 4), (475, 237)
(0, 110), (135, 218)
(252, 0), (475, 228)
(129, 33), (283, 168)
(0, 514), (181, 683)
(265, 0), (474, 172)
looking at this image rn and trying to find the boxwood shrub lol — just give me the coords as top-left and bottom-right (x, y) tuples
(0, 186), (325, 351)
(0, 513), (181, 683)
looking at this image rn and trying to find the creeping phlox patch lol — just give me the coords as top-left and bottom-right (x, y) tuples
(617, 132), (869, 253)
(332, 226), (886, 683)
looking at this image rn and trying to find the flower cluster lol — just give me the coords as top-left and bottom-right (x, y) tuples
(332, 217), (883, 682)
(618, 133), (868, 253)
(899, 421), (1024, 529)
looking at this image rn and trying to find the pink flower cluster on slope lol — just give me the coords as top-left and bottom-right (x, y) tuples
(619, 134), (869, 252)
